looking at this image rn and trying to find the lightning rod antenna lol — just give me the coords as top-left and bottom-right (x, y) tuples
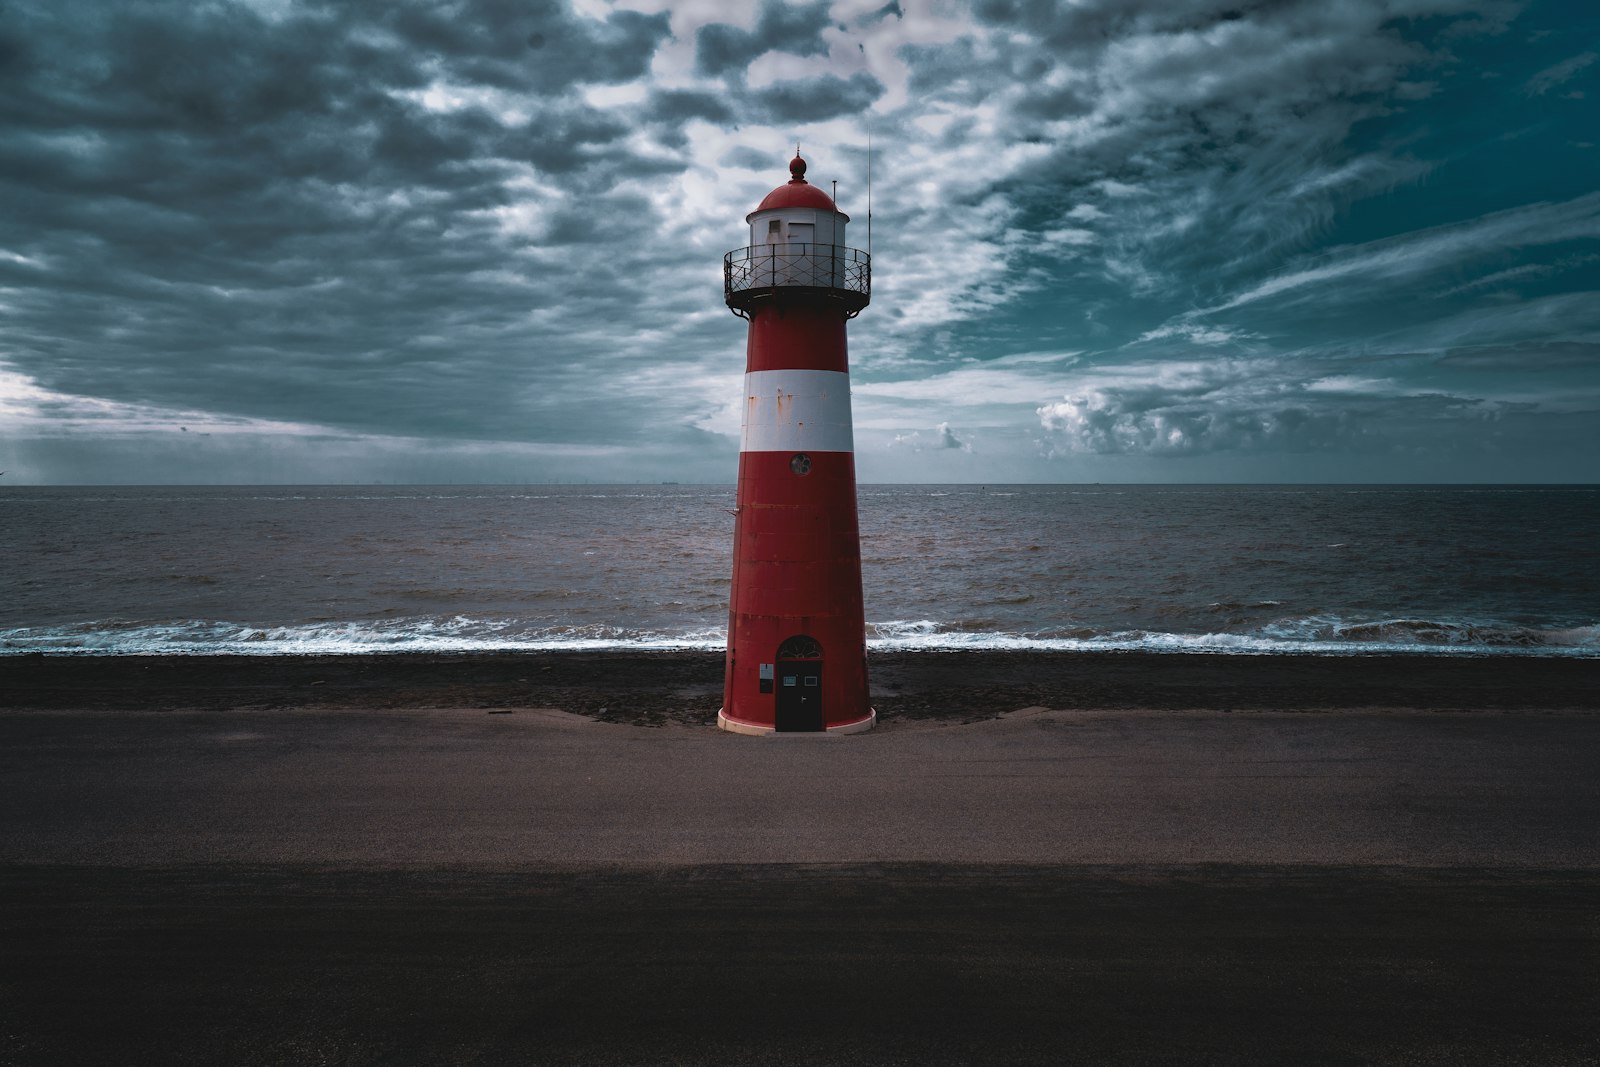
(867, 133), (873, 260)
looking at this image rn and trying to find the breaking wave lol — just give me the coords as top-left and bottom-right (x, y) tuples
(0, 618), (727, 655)
(868, 617), (1600, 655)
(3, 615), (1597, 657)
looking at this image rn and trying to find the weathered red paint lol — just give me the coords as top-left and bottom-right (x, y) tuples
(722, 449), (869, 732)
(745, 306), (849, 374)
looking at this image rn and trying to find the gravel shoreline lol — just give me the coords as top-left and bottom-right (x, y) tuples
(4, 649), (1597, 723)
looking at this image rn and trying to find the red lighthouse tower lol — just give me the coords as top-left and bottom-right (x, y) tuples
(719, 153), (873, 735)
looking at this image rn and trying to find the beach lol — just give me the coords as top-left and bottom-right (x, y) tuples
(3, 651), (1599, 1063)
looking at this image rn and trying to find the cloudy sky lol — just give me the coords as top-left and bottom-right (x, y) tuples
(2, 0), (1596, 484)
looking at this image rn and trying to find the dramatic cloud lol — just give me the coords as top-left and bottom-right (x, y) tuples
(1194, 193), (1600, 315)
(695, 0), (834, 77)
(890, 420), (973, 453)
(0, 0), (1595, 484)
(1038, 360), (1431, 457)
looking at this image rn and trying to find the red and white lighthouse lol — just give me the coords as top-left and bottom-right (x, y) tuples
(719, 152), (873, 735)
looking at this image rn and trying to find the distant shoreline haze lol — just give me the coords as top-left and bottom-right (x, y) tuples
(4, 481), (1599, 488)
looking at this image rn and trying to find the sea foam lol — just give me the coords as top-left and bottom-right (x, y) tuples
(5, 615), (1596, 656)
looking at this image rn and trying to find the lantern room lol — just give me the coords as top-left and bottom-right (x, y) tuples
(746, 155), (850, 248)
(725, 154), (871, 318)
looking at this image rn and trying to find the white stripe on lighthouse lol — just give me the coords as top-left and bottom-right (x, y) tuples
(740, 369), (854, 453)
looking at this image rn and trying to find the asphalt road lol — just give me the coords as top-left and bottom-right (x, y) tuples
(3, 701), (1598, 1064)
(5, 862), (1597, 1066)
(3, 705), (1598, 868)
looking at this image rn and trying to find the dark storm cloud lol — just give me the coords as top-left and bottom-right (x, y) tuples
(900, 38), (990, 104)
(753, 71), (884, 123)
(0, 0), (701, 449)
(507, 103), (634, 175)
(874, 2), (1594, 383)
(636, 89), (737, 152)
(694, 0), (835, 78)
(370, 0), (669, 90)
(971, 0), (1263, 49)
(906, 0), (1451, 285)
(645, 89), (736, 128)
(720, 145), (782, 171)
(4, 0), (1595, 485)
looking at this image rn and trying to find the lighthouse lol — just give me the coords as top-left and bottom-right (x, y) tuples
(718, 152), (874, 735)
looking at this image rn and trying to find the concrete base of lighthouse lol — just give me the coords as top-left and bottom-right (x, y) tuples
(716, 708), (876, 736)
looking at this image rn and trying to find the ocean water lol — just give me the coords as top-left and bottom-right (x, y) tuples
(2, 484), (1596, 657)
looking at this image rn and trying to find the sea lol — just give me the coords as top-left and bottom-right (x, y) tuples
(2, 484), (1596, 657)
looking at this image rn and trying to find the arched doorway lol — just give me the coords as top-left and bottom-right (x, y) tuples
(775, 635), (823, 732)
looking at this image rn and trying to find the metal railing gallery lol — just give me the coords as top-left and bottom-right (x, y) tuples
(724, 243), (871, 310)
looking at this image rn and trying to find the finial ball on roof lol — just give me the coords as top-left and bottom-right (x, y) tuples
(751, 152), (838, 212)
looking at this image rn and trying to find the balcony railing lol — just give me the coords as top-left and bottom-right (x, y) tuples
(724, 243), (871, 316)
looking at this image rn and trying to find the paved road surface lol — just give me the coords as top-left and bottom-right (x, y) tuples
(3, 706), (1597, 1064)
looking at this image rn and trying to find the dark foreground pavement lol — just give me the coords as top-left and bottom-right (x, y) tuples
(4, 863), (1597, 1066)
(3, 653), (1599, 1064)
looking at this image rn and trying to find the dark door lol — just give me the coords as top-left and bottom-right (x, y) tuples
(775, 660), (824, 732)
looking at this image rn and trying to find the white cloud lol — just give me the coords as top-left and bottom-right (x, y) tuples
(1303, 375), (1398, 395)
(889, 421), (973, 453)
(1032, 355), (1541, 457)
(1378, 291), (1600, 353)
(1202, 192), (1600, 313)
(1134, 323), (1253, 347)
(0, 364), (332, 439)
(1524, 51), (1597, 95)
(935, 421), (973, 452)
(854, 362), (1070, 406)
(1095, 180), (1143, 199)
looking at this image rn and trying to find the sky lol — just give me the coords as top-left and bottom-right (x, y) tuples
(1, 0), (1596, 485)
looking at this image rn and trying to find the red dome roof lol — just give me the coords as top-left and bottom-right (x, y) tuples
(751, 154), (839, 214)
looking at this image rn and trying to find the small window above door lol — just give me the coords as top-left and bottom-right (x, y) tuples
(777, 634), (822, 659)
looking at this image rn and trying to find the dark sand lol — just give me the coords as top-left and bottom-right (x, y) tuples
(3, 651), (1599, 1064)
